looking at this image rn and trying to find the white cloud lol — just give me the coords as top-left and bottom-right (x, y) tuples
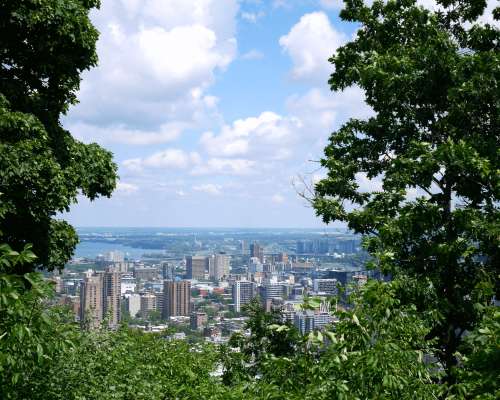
(70, 122), (186, 145)
(64, 0), (238, 143)
(279, 12), (347, 83)
(192, 183), (222, 195)
(286, 86), (372, 134)
(123, 149), (201, 171)
(271, 194), (285, 204)
(241, 49), (264, 60)
(191, 158), (256, 175)
(319, 0), (344, 10)
(355, 172), (383, 193)
(200, 111), (302, 159)
(115, 182), (139, 195)
(241, 11), (265, 23)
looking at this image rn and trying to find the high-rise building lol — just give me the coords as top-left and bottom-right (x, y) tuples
(190, 311), (208, 330)
(186, 256), (209, 280)
(163, 280), (191, 318)
(240, 240), (248, 255)
(277, 252), (289, 264)
(162, 262), (175, 280)
(260, 283), (284, 311)
(140, 293), (157, 318)
(232, 280), (255, 312)
(248, 257), (263, 274)
(154, 292), (164, 315)
(212, 253), (230, 281)
(102, 268), (121, 328)
(80, 274), (103, 329)
(80, 269), (121, 329)
(313, 279), (338, 295)
(293, 310), (334, 334)
(124, 293), (141, 318)
(250, 242), (264, 263)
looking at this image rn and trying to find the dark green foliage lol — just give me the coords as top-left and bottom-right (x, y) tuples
(451, 306), (500, 399)
(0, 245), (78, 399)
(313, 0), (499, 376)
(221, 280), (441, 400)
(0, 0), (117, 272)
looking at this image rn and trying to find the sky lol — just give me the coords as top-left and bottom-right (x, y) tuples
(61, 0), (497, 228)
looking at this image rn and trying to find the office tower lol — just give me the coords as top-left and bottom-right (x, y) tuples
(232, 280), (255, 312)
(260, 283), (284, 311)
(293, 310), (334, 335)
(190, 311), (208, 330)
(212, 252), (230, 281)
(313, 279), (338, 295)
(240, 240), (248, 255)
(248, 257), (263, 274)
(163, 280), (191, 318)
(277, 252), (289, 264)
(162, 262), (175, 280)
(124, 293), (141, 318)
(80, 274), (103, 329)
(154, 292), (164, 316)
(313, 239), (330, 255)
(297, 240), (314, 254)
(186, 255), (209, 280)
(140, 293), (157, 318)
(250, 242), (264, 263)
(102, 268), (121, 328)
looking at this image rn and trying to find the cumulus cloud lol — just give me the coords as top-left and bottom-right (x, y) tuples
(192, 183), (222, 195)
(191, 158), (256, 176)
(123, 149), (201, 171)
(200, 111), (302, 159)
(279, 12), (347, 83)
(64, 0), (238, 141)
(69, 122), (186, 145)
(286, 86), (372, 134)
(115, 182), (139, 195)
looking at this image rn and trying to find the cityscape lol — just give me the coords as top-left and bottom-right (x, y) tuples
(54, 228), (380, 341)
(1, 0), (497, 398)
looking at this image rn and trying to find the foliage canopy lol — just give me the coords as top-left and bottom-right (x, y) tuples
(313, 0), (499, 377)
(0, 0), (117, 273)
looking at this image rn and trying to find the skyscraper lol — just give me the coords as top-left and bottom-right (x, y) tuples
(140, 293), (157, 318)
(163, 280), (191, 318)
(250, 242), (264, 263)
(102, 268), (121, 328)
(212, 252), (230, 281)
(232, 280), (255, 313)
(80, 274), (103, 329)
(186, 255), (209, 280)
(162, 262), (175, 280)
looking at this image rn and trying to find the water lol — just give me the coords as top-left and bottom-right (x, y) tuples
(74, 241), (157, 260)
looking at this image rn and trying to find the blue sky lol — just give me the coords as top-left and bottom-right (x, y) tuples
(62, 0), (374, 228)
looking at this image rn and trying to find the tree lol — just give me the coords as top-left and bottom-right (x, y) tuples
(313, 0), (499, 380)
(0, 0), (117, 273)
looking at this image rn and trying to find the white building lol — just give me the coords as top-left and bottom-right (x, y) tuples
(232, 280), (256, 313)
